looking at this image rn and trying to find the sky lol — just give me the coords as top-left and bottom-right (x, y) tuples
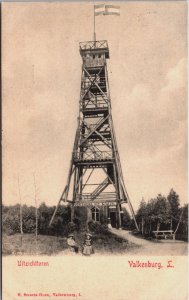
(2, 1), (187, 211)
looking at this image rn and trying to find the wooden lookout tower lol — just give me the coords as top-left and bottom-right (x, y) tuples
(50, 39), (138, 230)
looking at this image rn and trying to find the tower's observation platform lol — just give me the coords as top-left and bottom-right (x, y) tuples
(79, 40), (109, 59)
(80, 40), (109, 70)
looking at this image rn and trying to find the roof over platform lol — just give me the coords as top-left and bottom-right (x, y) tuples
(79, 40), (109, 58)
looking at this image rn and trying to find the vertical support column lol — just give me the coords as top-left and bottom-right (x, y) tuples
(79, 167), (83, 200)
(116, 204), (122, 230)
(102, 205), (105, 224)
(112, 164), (122, 229)
(71, 204), (75, 222)
(71, 166), (78, 222)
(86, 207), (92, 231)
(106, 206), (108, 224)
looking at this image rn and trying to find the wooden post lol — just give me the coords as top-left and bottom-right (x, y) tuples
(71, 204), (75, 222)
(72, 166), (77, 221)
(112, 163), (121, 229)
(174, 209), (184, 234)
(117, 204), (122, 230)
(86, 207), (89, 232)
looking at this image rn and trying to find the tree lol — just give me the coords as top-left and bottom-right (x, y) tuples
(136, 198), (147, 234)
(2, 204), (20, 235)
(22, 205), (36, 233)
(136, 195), (172, 235)
(154, 194), (171, 231)
(174, 204), (188, 240)
(38, 202), (53, 235)
(182, 204), (188, 225)
(144, 199), (156, 234)
(38, 203), (71, 236)
(167, 189), (180, 230)
(121, 207), (132, 230)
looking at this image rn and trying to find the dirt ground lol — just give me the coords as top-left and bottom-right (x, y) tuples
(110, 229), (188, 255)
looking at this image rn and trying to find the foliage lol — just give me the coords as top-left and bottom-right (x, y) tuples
(167, 189), (180, 217)
(88, 221), (109, 234)
(2, 203), (71, 237)
(175, 204), (188, 241)
(2, 204), (20, 235)
(121, 207), (132, 229)
(63, 222), (77, 236)
(22, 205), (36, 233)
(167, 189), (181, 230)
(2, 189), (187, 242)
(135, 190), (188, 240)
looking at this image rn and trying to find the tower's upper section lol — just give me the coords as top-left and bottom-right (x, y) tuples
(79, 40), (109, 68)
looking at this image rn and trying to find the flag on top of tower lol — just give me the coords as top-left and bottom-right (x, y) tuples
(94, 4), (120, 16)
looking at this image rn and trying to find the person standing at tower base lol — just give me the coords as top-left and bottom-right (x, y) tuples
(82, 233), (94, 256)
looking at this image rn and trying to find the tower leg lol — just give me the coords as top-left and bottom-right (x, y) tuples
(86, 207), (90, 232)
(71, 205), (75, 222)
(112, 163), (122, 230)
(117, 204), (122, 230)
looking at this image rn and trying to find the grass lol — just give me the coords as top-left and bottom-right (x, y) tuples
(2, 233), (67, 256)
(2, 230), (140, 256)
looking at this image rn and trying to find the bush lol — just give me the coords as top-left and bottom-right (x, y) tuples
(88, 221), (109, 234)
(63, 222), (77, 236)
(73, 217), (81, 232)
(2, 210), (20, 235)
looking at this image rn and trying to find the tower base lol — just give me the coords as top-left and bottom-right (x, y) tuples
(73, 205), (122, 229)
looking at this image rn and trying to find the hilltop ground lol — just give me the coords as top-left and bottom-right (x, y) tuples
(2, 229), (187, 256)
(110, 229), (188, 256)
(2, 230), (139, 256)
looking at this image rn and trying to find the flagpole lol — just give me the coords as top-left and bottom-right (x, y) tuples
(93, 2), (96, 43)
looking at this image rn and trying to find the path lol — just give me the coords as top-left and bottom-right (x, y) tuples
(110, 228), (188, 255)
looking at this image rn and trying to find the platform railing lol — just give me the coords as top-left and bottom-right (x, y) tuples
(80, 40), (108, 51)
(74, 150), (112, 161)
(76, 192), (117, 201)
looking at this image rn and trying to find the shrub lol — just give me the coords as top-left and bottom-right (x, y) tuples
(88, 221), (109, 234)
(63, 222), (77, 236)
(2, 212), (20, 235)
(73, 217), (81, 232)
